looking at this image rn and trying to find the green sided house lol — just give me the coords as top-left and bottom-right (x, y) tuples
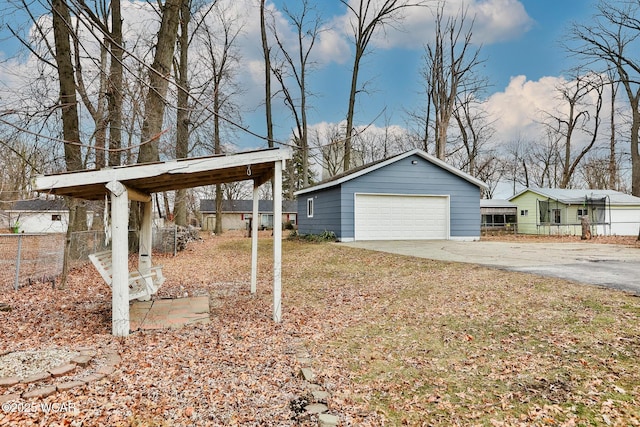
(509, 187), (640, 236)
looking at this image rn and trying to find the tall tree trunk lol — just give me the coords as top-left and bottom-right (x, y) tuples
(108, 0), (123, 167)
(131, 0), (182, 248)
(344, 45), (362, 172)
(137, 0), (182, 164)
(260, 0), (273, 148)
(174, 0), (190, 227)
(52, 0), (82, 172)
(52, 0), (85, 287)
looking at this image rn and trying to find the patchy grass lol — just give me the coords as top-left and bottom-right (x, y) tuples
(1, 232), (639, 426)
(277, 239), (640, 426)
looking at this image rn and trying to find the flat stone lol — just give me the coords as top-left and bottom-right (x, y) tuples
(0, 393), (20, 403)
(318, 413), (339, 427)
(22, 385), (57, 399)
(307, 383), (323, 392)
(299, 368), (315, 382)
(81, 373), (106, 383)
(79, 349), (97, 357)
(97, 365), (115, 376)
(297, 357), (312, 366)
(104, 353), (121, 366)
(56, 380), (85, 392)
(71, 355), (92, 367)
(312, 390), (330, 402)
(304, 403), (328, 415)
(49, 363), (76, 377)
(0, 377), (20, 387)
(21, 372), (51, 384)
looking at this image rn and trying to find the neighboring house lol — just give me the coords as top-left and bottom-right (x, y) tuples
(509, 187), (640, 236)
(480, 199), (518, 233)
(294, 149), (488, 242)
(5, 199), (94, 233)
(200, 199), (298, 231)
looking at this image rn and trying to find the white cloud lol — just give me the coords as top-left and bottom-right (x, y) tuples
(331, 0), (533, 51)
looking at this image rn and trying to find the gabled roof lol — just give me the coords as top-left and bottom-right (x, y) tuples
(509, 187), (640, 206)
(200, 199), (297, 213)
(294, 149), (488, 196)
(9, 199), (68, 212)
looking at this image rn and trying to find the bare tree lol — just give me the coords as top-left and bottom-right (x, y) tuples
(260, 0), (274, 148)
(136, 0), (183, 164)
(341, 0), (425, 171)
(452, 88), (494, 176)
(197, 1), (243, 234)
(269, 0), (322, 189)
(423, 3), (484, 161)
(540, 73), (604, 188)
(569, 0), (640, 196)
(174, 0), (191, 227)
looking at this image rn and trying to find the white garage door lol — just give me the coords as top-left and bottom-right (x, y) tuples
(354, 194), (449, 241)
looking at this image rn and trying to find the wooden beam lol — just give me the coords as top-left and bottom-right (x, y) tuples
(126, 185), (152, 203)
(106, 181), (130, 336)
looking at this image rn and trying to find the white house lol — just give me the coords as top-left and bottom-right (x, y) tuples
(6, 199), (93, 233)
(509, 188), (640, 236)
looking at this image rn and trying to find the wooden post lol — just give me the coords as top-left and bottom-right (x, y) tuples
(251, 183), (259, 294)
(273, 160), (283, 322)
(106, 181), (130, 336)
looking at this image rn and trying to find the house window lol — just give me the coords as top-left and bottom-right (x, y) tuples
(577, 208), (588, 218)
(520, 209), (528, 216)
(307, 198), (314, 218)
(51, 214), (62, 221)
(552, 209), (561, 224)
(289, 213), (297, 225)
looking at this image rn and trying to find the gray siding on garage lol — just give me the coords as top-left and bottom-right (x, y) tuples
(295, 151), (484, 240)
(296, 186), (343, 237)
(338, 154), (480, 240)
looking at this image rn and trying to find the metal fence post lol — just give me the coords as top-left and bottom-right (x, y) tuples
(14, 234), (23, 290)
(174, 225), (177, 257)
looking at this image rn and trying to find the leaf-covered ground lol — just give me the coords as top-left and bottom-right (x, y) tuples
(1, 231), (640, 426)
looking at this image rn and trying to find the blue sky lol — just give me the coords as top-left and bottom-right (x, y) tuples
(0, 0), (602, 152)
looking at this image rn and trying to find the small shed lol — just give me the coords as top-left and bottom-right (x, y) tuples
(509, 187), (640, 236)
(200, 199), (298, 231)
(6, 199), (94, 233)
(480, 199), (518, 233)
(294, 149), (488, 241)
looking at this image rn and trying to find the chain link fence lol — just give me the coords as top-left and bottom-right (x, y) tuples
(0, 226), (188, 291)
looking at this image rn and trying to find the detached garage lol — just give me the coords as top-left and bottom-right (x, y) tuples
(295, 149), (487, 242)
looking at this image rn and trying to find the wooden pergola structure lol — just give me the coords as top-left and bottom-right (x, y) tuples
(33, 148), (291, 336)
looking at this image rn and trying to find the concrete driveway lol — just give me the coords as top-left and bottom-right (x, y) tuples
(342, 240), (640, 294)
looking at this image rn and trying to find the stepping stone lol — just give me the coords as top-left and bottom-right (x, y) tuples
(97, 365), (115, 376)
(56, 381), (85, 392)
(299, 368), (314, 382)
(49, 363), (76, 377)
(71, 355), (92, 367)
(104, 353), (122, 366)
(304, 403), (328, 415)
(0, 376), (20, 387)
(318, 413), (339, 427)
(21, 372), (51, 384)
(0, 393), (20, 403)
(312, 390), (330, 402)
(81, 373), (106, 383)
(22, 385), (57, 399)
